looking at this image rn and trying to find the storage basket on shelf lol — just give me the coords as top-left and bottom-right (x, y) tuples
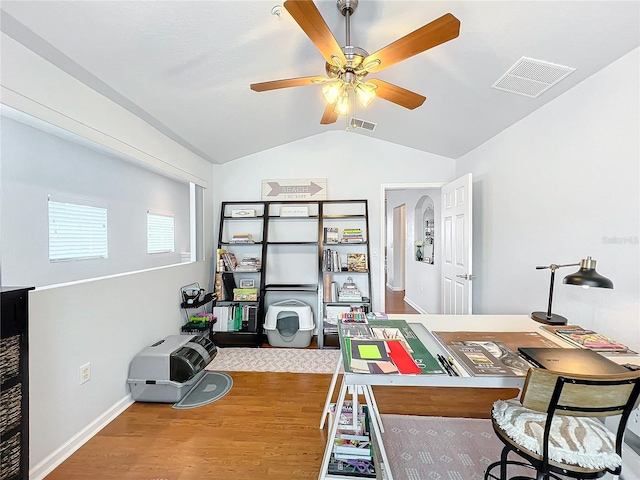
(264, 299), (314, 348)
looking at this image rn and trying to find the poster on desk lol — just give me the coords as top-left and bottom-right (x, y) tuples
(432, 331), (561, 376)
(367, 320), (445, 375)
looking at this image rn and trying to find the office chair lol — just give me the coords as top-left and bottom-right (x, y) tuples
(484, 367), (640, 480)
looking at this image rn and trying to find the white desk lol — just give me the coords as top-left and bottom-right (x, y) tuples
(318, 314), (636, 480)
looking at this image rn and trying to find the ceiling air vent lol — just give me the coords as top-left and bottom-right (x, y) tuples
(492, 57), (575, 98)
(350, 117), (377, 131)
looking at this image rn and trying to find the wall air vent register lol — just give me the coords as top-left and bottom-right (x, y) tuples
(349, 117), (377, 131)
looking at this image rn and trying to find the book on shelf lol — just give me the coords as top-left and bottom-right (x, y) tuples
(221, 273), (236, 301)
(323, 274), (333, 302)
(324, 227), (339, 244)
(333, 434), (372, 457)
(212, 306), (228, 331)
(216, 248), (226, 272)
(327, 454), (376, 478)
(323, 248), (342, 272)
(235, 255), (261, 271)
(541, 325), (633, 353)
(214, 273), (225, 301)
(221, 252), (238, 271)
(229, 233), (255, 243)
(241, 305), (258, 331)
(327, 402), (376, 478)
(347, 253), (367, 272)
(431, 331), (561, 376)
(332, 282), (339, 302)
(233, 288), (258, 301)
(328, 401), (369, 435)
(213, 303), (257, 332)
(342, 228), (363, 243)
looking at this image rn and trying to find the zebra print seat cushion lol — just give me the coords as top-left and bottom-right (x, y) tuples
(492, 399), (621, 470)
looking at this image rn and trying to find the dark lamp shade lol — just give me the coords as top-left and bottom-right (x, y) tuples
(563, 257), (613, 289)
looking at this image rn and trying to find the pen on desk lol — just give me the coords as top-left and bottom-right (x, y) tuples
(442, 354), (459, 376)
(447, 356), (462, 376)
(435, 354), (449, 375)
(437, 354), (456, 376)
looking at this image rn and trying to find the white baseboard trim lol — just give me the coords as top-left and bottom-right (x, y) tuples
(403, 296), (428, 314)
(30, 395), (134, 480)
(386, 283), (403, 292)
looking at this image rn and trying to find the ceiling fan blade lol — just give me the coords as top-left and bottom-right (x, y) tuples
(363, 13), (460, 73)
(369, 79), (426, 110)
(250, 76), (328, 92)
(320, 103), (338, 124)
(284, 0), (347, 67)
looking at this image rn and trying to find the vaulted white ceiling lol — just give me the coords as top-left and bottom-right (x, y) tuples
(1, 1), (638, 164)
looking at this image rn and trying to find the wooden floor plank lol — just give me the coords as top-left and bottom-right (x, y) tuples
(44, 289), (518, 479)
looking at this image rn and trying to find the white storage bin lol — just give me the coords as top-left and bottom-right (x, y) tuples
(264, 299), (314, 348)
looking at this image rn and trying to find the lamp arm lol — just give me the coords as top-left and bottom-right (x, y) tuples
(546, 269), (556, 319)
(535, 262), (580, 271)
(537, 262), (579, 320)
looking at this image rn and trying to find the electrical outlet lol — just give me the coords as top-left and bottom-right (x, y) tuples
(80, 363), (91, 384)
(420, 284), (424, 292)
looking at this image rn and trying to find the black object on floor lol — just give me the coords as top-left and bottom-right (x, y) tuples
(172, 372), (233, 409)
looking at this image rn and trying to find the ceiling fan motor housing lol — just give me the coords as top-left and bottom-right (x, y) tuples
(337, 0), (358, 16)
(325, 46), (369, 79)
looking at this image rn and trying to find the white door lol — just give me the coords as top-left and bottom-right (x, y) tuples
(441, 174), (473, 313)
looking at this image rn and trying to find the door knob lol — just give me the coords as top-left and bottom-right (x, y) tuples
(456, 274), (476, 280)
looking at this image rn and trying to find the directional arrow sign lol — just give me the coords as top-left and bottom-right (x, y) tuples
(261, 179), (327, 200)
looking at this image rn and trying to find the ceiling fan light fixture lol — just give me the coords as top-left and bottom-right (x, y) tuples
(322, 81), (343, 104)
(334, 89), (350, 116)
(355, 81), (376, 107)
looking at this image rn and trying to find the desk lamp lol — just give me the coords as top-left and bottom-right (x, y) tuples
(531, 256), (613, 325)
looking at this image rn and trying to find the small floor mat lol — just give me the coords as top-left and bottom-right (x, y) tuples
(173, 372), (233, 409)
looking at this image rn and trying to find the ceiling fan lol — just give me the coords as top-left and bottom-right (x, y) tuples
(250, 0), (460, 125)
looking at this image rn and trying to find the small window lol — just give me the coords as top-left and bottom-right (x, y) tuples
(147, 211), (175, 254)
(48, 196), (108, 261)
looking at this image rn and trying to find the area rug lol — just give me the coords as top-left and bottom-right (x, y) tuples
(173, 372), (233, 409)
(204, 347), (342, 374)
(380, 414), (562, 480)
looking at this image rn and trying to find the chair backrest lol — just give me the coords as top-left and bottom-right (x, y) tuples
(520, 367), (640, 418)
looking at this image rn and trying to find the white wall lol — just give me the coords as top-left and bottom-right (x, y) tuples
(27, 264), (207, 476)
(386, 189), (442, 313)
(1, 116), (191, 286)
(456, 48), (640, 351)
(1, 30), (216, 478)
(218, 131), (457, 311)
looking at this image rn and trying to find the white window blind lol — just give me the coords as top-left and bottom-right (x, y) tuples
(147, 212), (175, 254)
(48, 198), (108, 261)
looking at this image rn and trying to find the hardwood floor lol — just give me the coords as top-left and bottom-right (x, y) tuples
(384, 287), (419, 314)
(44, 290), (518, 479)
